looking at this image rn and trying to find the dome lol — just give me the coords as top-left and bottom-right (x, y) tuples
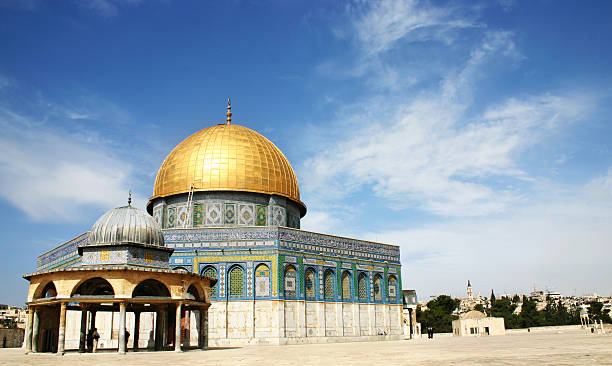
(148, 122), (306, 215)
(86, 204), (165, 248)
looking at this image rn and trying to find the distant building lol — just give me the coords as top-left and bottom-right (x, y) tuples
(452, 310), (505, 337)
(0, 305), (27, 329)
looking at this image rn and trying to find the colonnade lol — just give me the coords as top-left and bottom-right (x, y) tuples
(24, 300), (209, 355)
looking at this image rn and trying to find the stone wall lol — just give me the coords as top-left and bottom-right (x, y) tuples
(0, 328), (24, 348)
(208, 300), (403, 346)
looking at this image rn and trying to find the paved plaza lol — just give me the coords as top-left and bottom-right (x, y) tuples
(1, 328), (611, 366)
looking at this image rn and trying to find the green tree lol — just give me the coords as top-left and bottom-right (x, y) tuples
(490, 297), (520, 329)
(519, 296), (543, 328)
(416, 295), (460, 333)
(588, 301), (612, 323)
(490, 289), (496, 303)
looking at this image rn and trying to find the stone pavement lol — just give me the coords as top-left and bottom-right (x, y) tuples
(1, 329), (611, 366)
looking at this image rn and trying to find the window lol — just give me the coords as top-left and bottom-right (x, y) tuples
(358, 273), (367, 300)
(202, 266), (218, 297)
(373, 274), (382, 301)
(229, 266), (245, 297)
(305, 268), (315, 299)
(388, 275), (397, 300)
(284, 265), (297, 298)
(324, 269), (335, 300)
(255, 264), (270, 297)
(341, 271), (351, 300)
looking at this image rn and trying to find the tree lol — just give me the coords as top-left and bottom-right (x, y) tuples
(588, 301), (612, 323)
(474, 304), (485, 313)
(490, 289), (496, 303)
(490, 297), (520, 329)
(519, 296), (543, 328)
(416, 295), (460, 333)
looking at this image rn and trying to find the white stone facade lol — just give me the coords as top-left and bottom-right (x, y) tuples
(207, 300), (403, 346)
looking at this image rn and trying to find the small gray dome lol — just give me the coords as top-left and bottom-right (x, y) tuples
(88, 205), (165, 247)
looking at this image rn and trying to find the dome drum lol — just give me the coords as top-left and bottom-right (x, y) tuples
(150, 191), (302, 229)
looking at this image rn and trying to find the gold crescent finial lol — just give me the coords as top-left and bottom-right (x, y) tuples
(226, 98), (232, 124)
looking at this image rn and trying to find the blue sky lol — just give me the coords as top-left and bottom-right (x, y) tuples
(1, 0), (612, 306)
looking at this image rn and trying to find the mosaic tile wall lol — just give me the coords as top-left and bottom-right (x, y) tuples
(81, 246), (170, 268)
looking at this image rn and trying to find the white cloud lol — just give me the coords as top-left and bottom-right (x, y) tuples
(79, 0), (142, 18)
(361, 179), (612, 297)
(348, 0), (478, 56)
(0, 107), (142, 222)
(303, 29), (589, 217)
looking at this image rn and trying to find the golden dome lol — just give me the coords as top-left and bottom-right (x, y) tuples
(149, 123), (306, 215)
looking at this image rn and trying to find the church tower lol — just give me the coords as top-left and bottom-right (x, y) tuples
(467, 280), (473, 299)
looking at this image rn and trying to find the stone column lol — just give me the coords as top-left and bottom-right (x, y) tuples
(174, 303), (182, 352)
(199, 308), (208, 349)
(133, 311), (140, 351)
(89, 310), (97, 331)
(78, 306), (87, 353)
(154, 310), (162, 350)
(57, 302), (67, 355)
(24, 307), (33, 353)
(32, 309), (40, 353)
(118, 302), (127, 354)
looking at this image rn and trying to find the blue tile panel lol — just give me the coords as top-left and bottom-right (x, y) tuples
(37, 232), (88, 271)
(164, 227), (400, 263)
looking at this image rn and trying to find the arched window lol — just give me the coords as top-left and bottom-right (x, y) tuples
(324, 269), (335, 300)
(255, 264), (270, 297)
(229, 266), (245, 297)
(37, 282), (57, 299)
(73, 277), (114, 297)
(202, 266), (218, 298)
(186, 284), (201, 301)
(358, 273), (368, 300)
(173, 266), (190, 273)
(132, 279), (170, 297)
(388, 275), (398, 301)
(305, 268), (315, 299)
(284, 265), (297, 298)
(373, 274), (382, 301)
(341, 271), (351, 300)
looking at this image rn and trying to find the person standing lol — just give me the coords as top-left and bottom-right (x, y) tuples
(92, 328), (100, 353)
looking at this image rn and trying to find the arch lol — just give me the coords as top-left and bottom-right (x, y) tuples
(35, 281), (57, 299)
(324, 269), (335, 300)
(284, 264), (297, 298)
(255, 263), (270, 297)
(341, 270), (352, 300)
(228, 265), (245, 297)
(173, 266), (190, 273)
(132, 279), (171, 298)
(304, 267), (316, 299)
(373, 273), (383, 301)
(72, 277), (114, 297)
(388, 275), (398, 300)
(201, 266), (218, 298)
(358, 272), (368, 301)
(186, 284), (201, 301)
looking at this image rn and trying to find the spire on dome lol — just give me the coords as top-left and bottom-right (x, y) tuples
(128, 190), (132, 206)
(226, 98), (232, 124)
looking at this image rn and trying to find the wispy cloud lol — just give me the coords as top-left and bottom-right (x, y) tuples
(78, 0), (142, 18)
(0, 107), (142, 221)
(362, 176), (612, 297)
(303, 28), (588, 217)
(347, 0), (478, 56)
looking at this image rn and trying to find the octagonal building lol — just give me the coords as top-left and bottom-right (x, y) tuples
(35, 101), (404, 346)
